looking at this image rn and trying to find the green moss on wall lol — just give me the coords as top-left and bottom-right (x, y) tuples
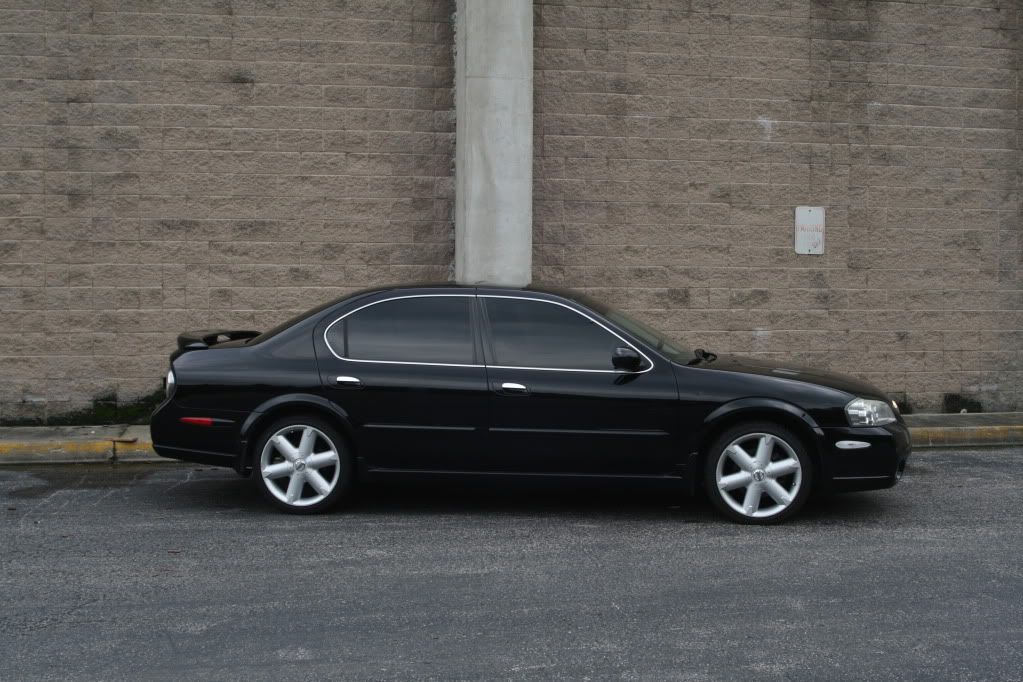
(1, 389), (166, 426)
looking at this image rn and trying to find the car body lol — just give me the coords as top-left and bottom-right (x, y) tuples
(151, 283), (911, 523)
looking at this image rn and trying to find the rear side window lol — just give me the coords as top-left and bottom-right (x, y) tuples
(326, 296), (475, 365)
(483, 297), (625, 370)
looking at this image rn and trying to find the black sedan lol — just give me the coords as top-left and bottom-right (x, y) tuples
(151, 284), (911, 524)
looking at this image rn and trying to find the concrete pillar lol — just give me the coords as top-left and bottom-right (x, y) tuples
(454, 0), (533, 287)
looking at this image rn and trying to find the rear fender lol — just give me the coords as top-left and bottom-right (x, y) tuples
(238, 393), (355, 474)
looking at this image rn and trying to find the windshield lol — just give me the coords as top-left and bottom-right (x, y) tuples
(602, 308), (691, 362)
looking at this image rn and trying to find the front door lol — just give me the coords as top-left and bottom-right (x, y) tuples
(479, 295), (680, 475)
(316, 292), (488, 472)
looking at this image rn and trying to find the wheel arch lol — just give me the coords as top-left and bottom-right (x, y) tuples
(691, 398), (824, 487)
(237, 394), (355, 475)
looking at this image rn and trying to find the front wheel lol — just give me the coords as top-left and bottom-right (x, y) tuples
(704, 422), (813, 525)
(253, 415), (354, 514)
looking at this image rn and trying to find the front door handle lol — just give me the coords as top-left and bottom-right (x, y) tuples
(336, 376), (362, 388)
(498, 382), (529, 395)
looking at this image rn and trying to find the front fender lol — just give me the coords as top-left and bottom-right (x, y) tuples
(702, 397), (823, 436)
(684, 398), (825, 494)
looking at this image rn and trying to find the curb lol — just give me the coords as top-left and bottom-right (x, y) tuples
(0, 426), (160, 465)
(908, 425), (1023, 448)
(0, 440), (159, 465)
(0, 422), (1020, 466)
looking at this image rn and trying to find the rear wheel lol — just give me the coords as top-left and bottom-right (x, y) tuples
(253, 415), (353, 514)
(704, 422), (813, 525)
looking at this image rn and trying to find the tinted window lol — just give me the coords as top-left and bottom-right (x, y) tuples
(484, 297), (628, 370)
(329, 296), (475, 364)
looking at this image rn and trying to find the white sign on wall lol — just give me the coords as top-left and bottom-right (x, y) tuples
(794, 206), (825, 255)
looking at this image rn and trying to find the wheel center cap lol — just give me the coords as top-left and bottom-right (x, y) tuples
(295, 460), (306, 471)
(752, 469), (766, 482)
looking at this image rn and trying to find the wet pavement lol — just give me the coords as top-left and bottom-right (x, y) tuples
(1, 448), (1021, 680)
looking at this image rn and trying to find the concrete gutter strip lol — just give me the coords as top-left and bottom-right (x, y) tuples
(0, 414), (1019, 465)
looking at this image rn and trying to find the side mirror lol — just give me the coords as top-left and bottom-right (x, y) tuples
(612, 346), (643, 372)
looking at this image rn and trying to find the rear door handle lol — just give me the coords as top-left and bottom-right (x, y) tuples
(498, 382), (529, 395)
(336, 376), (362, 388)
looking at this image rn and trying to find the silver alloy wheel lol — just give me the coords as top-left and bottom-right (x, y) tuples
(715, 432), (802, 519)
(260, 424), (341, 507)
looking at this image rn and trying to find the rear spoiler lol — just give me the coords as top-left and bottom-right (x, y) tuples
(176, 329), (260, 351)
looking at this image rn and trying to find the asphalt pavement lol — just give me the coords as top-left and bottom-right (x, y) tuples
(1, 448), (1021, 681)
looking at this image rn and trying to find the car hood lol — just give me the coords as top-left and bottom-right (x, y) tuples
(696, 355), (889, 400)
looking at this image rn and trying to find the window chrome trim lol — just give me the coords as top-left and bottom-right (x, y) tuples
(479, 295), (654, 374)
(321, 292), (655, 374)
(322, 294), (483, 367)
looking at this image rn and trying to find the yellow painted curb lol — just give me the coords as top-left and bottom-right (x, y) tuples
(0, 439), (158, 464)
(910, 425), (1023, 448)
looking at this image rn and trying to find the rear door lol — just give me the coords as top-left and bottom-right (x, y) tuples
(315, 291), (488, 472)
(479, 294), (680, 475)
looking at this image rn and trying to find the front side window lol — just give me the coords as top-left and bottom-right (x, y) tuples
(483, 297), (639, 371)
(326, 296), (475, 365)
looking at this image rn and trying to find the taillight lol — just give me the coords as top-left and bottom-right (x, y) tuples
(165, 368), (176, 399)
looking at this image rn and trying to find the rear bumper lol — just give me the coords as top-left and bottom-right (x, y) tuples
(151, 443), (236, 468)
(818, 422), (912, 492)
(150, 398), (245, 471)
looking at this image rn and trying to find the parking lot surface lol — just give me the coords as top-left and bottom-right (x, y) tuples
(1, 448), (1021, 680)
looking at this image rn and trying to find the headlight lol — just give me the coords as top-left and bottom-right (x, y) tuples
(845, 398), (896, 427)
(165, 368), (176, 399)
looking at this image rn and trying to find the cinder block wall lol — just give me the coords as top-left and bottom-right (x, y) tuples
(1, 0), (1020, 421)
(534, 0), (1021, 413)
(0, 0), (454, 423)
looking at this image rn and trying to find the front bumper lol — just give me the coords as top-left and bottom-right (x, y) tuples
(818, 421), (912, 492)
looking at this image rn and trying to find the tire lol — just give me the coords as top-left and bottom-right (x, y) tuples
(252, 414), (354, 514)
(703, 421), (813, 525)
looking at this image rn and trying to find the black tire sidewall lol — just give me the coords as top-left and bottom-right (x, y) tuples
(253, 414), (354, 514)
(703, 421), (813, 525)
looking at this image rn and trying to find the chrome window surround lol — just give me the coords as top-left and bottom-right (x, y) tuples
(321, 294), (654, 374)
